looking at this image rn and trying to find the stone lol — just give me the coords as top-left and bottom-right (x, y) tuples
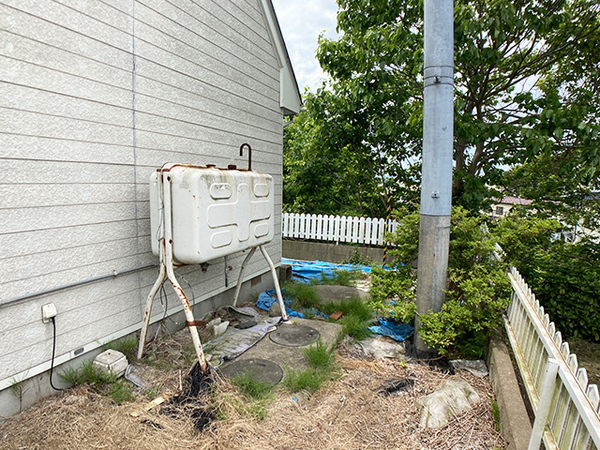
(359, 337), (405, 359)
(212, 321), (229, 336)
(450, 359), (489, 377)
(417, 379), (480, 428)
(207, 318), (221, 330)
(269, 301), (282, 317)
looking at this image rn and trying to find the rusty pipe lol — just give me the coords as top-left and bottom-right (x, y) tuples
(239, 143), (252, 171)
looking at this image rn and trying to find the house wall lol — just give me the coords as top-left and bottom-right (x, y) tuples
(0, 0), (286, 416)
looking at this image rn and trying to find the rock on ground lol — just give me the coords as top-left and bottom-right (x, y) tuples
(417, 378), (481, 428)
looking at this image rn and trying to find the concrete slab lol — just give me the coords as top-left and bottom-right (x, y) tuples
(220, 318), (343, 375)
(313, 285), (368, 302)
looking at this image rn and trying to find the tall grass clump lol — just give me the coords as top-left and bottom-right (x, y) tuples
(283, 339), (340, 393)
(283, 282), (321, 309)
(59, 361), (134, 405)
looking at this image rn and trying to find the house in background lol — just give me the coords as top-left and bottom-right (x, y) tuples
(490, 196), (533, 219)
(0, 0), (300, 417)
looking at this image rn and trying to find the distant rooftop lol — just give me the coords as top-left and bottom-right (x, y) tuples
(496, 196), (533, 206)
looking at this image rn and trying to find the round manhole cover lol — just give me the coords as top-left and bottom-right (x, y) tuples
(219, 359), (283, 385)
(269, 324), (320, 347)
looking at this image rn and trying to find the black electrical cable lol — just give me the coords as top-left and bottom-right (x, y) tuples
(49, 317), (64, 391)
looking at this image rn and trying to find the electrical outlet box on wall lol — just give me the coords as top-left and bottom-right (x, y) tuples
(41, 304), (57, 323)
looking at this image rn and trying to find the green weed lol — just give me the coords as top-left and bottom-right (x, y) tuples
(103, 336), (138, 361)
(229, 370), (275, 421)
(320, 296), (373, 340)
(321, 296), (372, 321)
(9, 376), (27, 412)
(343, 249), (372, 266)
(312, 269), (360, 287)
(59, 361), (134, 405)
(108, 379), (135, 404)
(490, 396), (501, 433)
(283, 282), (321, 309)
(144, 386), (161, 400)
(282, 367), (326, 393)
(142, 353), (174, 372)
(283, 339), (340, 393)
(230, 369), (274, 400)
(303, 338), (336, 371)
(340, 315), (373, 341)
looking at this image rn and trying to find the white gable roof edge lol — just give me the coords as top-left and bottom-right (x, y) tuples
(258, 0), (302, 116)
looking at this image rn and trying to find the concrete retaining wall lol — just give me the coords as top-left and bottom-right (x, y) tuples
(487, 332), (532, 450)
(282, 240), (384, 264)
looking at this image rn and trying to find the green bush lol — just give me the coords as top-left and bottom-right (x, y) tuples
(369, 265), (416, 324)
(491, 215), (600, 341)
(371, 206), (511, 357)
(418, 266), (511, 358)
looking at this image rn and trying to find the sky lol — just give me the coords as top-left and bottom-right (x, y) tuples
(271, 0), (340, 93)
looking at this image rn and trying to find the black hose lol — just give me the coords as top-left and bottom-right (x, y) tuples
(49, 318), (64, 391)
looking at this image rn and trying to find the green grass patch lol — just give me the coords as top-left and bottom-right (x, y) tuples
(321, 296), (372, 321)
(321, 296), (374, 340)
(303, 338), (336, 371)
(283, 282), (321, 309)
(282, 367), (327, 393)
(283, 338), (340, 393)
(102, 336), (138, 361)
(230, 369), (275, 400)
(340, 315), (373, 340)
(311, 269), (361, 287)
(59, 361), (134, 405)
(108, 379), (136, 404)
(229, 369), (275, 421)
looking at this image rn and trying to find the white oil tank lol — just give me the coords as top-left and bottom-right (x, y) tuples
(150, 164), (274, 264)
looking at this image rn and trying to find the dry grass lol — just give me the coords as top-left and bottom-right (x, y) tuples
(0, 329), (505, 450)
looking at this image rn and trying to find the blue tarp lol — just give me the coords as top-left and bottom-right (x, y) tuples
(255, 289), (304, 318)
(368, 318), (414, 342)
(281, 258), (371, 283)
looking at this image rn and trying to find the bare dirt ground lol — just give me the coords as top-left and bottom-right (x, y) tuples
(569, 337), (600, 388)
(0, 327), (505, 450)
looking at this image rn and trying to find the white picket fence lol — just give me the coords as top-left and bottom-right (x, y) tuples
(505, 266), (600, 449)
(281, 213), (398, 246)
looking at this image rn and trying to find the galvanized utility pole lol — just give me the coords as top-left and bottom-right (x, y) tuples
(415, 0), (454, 354)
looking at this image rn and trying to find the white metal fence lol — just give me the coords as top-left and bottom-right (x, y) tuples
(505, 266), (600, 449)
(281, 213), (398, 246)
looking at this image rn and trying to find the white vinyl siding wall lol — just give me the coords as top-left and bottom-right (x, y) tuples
(0, 0), (284, 388)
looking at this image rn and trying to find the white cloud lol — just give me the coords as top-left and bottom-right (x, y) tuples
(271, 0), (339, 92)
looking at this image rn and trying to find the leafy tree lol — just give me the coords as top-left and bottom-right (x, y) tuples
(284, 0), (600, 215)
(283, 111), (386, 216)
